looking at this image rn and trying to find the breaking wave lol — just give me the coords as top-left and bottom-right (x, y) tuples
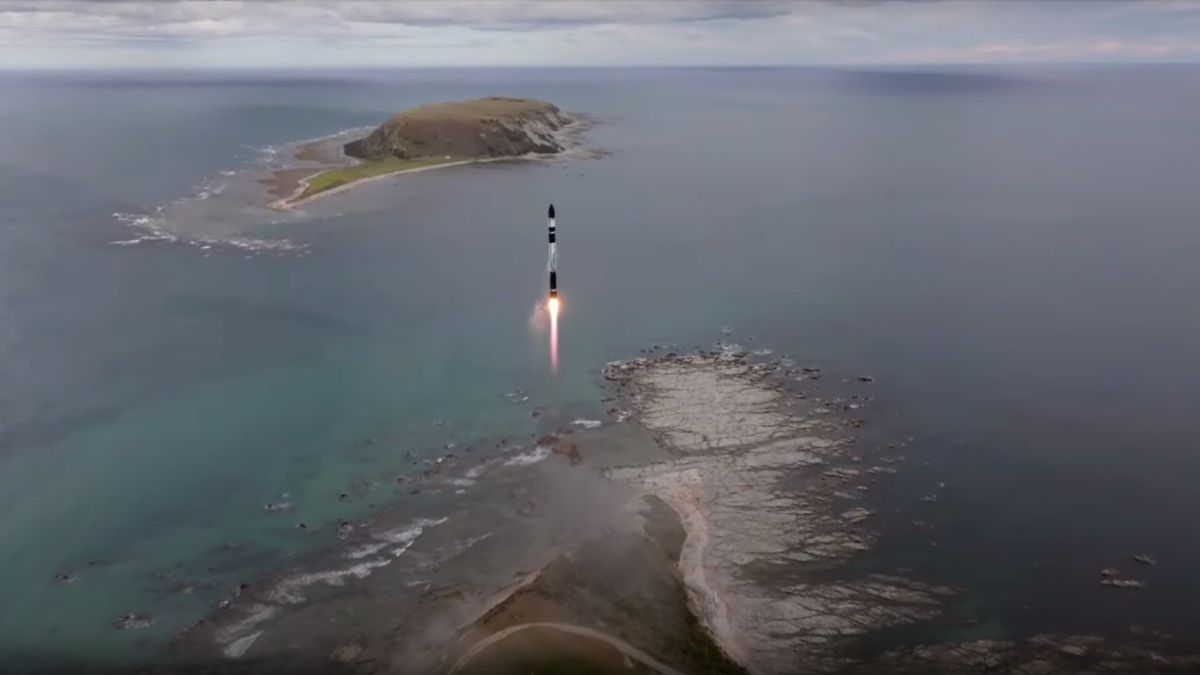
(503, 446), (550, 467)
(215, 516), (448, 653)
(110, 210), (305, 255)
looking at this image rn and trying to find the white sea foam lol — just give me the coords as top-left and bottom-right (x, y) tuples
(465, 461), (495, 479)
(215, 514), (456, 655)
(345, 517), (448, 560)
(345, 541), (390, 560)
(222, 630), (262, 658)
(193, 176), (227, 200)
(111, 209), (304, 255)
(215, 603), (278, 657)
(572, 419), (603, 429)
(268, 559), (391, 604)
(255, 144), (279, 165)
(718, 342), (748, 360)
(504, 446), (551, 467)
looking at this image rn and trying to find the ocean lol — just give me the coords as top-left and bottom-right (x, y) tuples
(0, 65), (1198, 669)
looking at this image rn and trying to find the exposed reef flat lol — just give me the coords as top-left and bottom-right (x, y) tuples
(603, 352), (954, 673)
(850, 634), (1200, 674)
(149, 347), (1200, 675)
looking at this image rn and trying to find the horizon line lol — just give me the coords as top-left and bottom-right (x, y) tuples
(3, 61), (1199, 74)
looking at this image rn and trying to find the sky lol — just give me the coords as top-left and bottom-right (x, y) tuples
(1, 0), (1199, 70)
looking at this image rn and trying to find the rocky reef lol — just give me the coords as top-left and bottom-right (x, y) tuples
(604, 352), (954, 673)
(851, 634), (1200, 674)
(151, 346), (1200, 675)
(343, 97), (573, 161)
(600, 349), (1200, 675)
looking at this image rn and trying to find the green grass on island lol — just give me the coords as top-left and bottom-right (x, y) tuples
(298, 156), (464, 200)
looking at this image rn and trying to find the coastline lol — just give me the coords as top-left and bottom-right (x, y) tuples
(265, 113), (594, 212)
(268, 157), (506, 212)
(133, 343), (1200, 675)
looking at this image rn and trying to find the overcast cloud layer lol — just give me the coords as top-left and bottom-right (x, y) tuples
(1, 1), (1199, 69)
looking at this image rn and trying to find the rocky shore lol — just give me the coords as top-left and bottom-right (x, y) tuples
(603, 351), (954, 673)
(138, 346), (1200, 675)
(343, 97), (573, 161)
(260, 97), (589, 211)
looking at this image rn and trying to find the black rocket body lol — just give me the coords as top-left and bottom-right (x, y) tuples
(548, 204), (558, 299)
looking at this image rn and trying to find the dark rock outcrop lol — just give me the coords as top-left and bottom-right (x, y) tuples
(343, 97), (572, 161)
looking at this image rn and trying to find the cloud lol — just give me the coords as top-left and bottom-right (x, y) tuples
(897, 38), (1200, 64)
(0, 1), (794, 41)
(1, 0), (1199, 68)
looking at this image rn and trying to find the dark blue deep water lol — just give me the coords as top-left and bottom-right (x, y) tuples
(0, 66), (1198, 667)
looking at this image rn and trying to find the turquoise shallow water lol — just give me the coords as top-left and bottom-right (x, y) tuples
(1, 67), (1199, 668)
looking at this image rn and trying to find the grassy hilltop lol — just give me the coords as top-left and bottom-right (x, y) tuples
(295, 97), (571, 201)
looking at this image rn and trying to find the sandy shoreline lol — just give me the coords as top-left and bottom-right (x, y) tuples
(267, 157), (510, 212)
(653, 478), (749, 667)
(451, 622), (687, 675)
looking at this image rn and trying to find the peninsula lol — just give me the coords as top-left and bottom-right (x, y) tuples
(266, 97), (576, 209)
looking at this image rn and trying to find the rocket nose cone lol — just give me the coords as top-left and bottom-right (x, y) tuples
(548, 204), (555, 219)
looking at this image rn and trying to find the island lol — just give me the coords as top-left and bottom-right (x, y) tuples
(265, 97), (576, 209)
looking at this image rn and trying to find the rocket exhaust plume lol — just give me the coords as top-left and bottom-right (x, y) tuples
(547, 203), (559, 372)
(549, 295), (559, 373)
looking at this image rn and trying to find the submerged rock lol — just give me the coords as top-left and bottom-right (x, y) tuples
(113, 612), (153, 630)
(841, 507), (875, 524)
(857, 633), (1200, 674)
(1102, 578), (1147, 589)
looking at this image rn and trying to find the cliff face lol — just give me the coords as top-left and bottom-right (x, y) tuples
(343, 97), (572, 161)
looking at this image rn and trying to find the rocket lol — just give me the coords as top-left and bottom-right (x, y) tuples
(547, 203), (558, 300)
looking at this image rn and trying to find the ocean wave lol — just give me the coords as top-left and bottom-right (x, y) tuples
(215, 604), (276, 656)
(254, 144), (280, 166)
(268, 559), (392, 604)
(572, 419), (603, 429)
(110, 210), (305, 255)
(215, 515), (450, 654)
(503, 446), (550, 467)
(718, 342), (748, 360)
(464, 461), (494, 480)
(272, 516), (449, 602)
(246, 125), (371, 168)
(290, 125), (374, 150)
